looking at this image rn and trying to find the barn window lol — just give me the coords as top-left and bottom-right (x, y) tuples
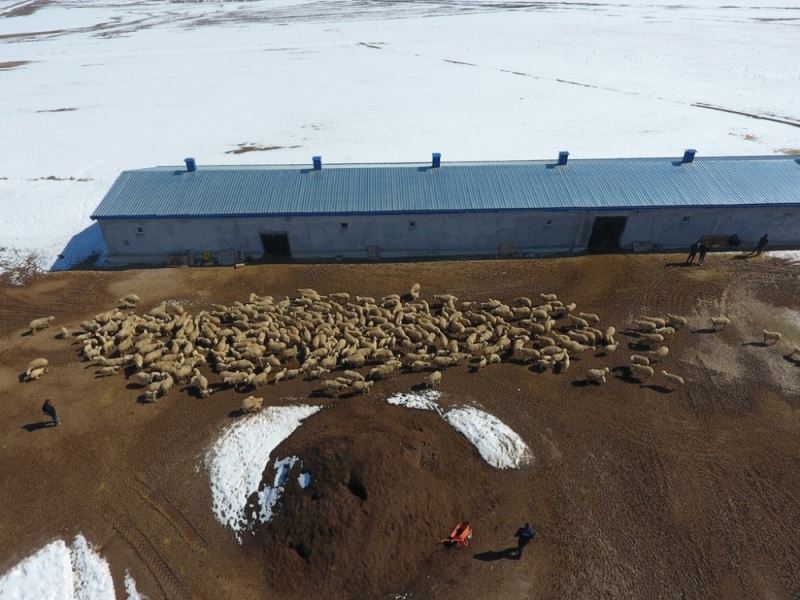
(545, 219), (553, 226)
(136, 226), (144, 234)
(681, 216), (690, 223)
(409, 221), (417, 229)
(340, 222), (348, 230)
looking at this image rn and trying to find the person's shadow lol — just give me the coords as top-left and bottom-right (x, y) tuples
(473, 547), (520, 562)
(22, 421), (55, 432)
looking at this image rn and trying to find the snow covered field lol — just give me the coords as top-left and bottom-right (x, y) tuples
(1, 0), (798, 276)
(0, 534), (140, 600)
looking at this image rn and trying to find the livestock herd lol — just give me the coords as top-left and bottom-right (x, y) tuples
(20, 286), (701, 405)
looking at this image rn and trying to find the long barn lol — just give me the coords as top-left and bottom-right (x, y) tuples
(91, 152), (800, 265)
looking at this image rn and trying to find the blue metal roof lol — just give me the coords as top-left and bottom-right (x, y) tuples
(91, 156), (800, 219)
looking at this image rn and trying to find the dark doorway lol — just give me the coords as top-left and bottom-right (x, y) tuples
(587, 216), (627, 252)
(260, 232), (291, 258)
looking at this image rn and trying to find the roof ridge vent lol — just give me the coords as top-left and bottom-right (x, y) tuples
(682, 149), (696, 164)
(432, 152), (441, 168)
(312, 156), (322, 170)
(557, 151), (569, 166)
(184, 157), (196, 172)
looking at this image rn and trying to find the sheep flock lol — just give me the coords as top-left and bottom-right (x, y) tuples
(21, 286), (706, 400)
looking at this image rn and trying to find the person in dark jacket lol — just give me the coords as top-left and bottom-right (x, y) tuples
(512, 522), (535, 559)
(686, 241), (700, 264)
(755, 233), (769, 255)
(41, 399), (59, 426)
(698, 242), (709, 265)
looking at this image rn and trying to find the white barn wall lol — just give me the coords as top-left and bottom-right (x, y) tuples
(98, 205), (800, 265)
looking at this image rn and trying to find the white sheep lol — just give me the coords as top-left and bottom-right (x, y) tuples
(409, 283), (421, 300)
(666, 313), (688, 328)
(585, 367), (610, 384)
(25, 367), (47, 381)
(540, 293), (558, 303)
(629, 364), (655, 379)
(641, 316), (667, 328)
(577, 312), (600, 324)
(762, 330), (782, 345)
(661, 370), (685, 388)
(96, 366), (119, 377)
(351, 380), (374, 395)
(630, 355), (651, 366)
(711, 317), (731, 330)
(646, 346), (670, 360)
(28, 316), (55, 334)
(633, 320), (658, 332)
(56, 327), (69, 339)
(25, 357), (49, 377)
(241, 396), (264, 413)
(604, 326), (616, 344)
(424, 371), (442, 388)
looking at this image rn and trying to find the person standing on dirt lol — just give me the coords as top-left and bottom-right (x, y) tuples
(41, 399), (59, 427)
(698, 242), (709, 265)
(512, 522), (535, 559)
(686, 240), (700, 264)
(755, 233), (769, 255)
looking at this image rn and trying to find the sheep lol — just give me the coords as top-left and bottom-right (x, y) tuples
(130, 371), (159, 386)
(630, 355), (651, 366)
(633, 320), (658, 332)
(654, 326), (675, 337)
(469, 356), (488, 371)
(641, 316), (667, 328)
(342, 369), (365, 382)
(711, 317), (731, 330)
(423, 371), (442, 388)
(645, 346), (670, 360)
(25, 358), (49, 377)
(666, 313), (688, 328)
(604, 326), (616, 344)
(96, 366), (120, 377)
(540, 293), (558, 303)
(569, 316), (589, 330)
(28, 316), (55, 334)
(577, 312), (600, 324)
(661, 370), (685, 388)
(317, 380), (348, 395)
(409, 283), (421, 300)
(585, 367), (610, 384)
(351, 380), (374, 395)
(639, 333), (664, 346)
(241, 395), (264, 414)
(410, 360), (430, 372)
(629, 364), (655, 380)
(56, 327), (69, 339)
(597, 342), (618, 355)
(25, 367), (47, 381)
(762, 330), (782, 345)
(142, 390), (160, 403)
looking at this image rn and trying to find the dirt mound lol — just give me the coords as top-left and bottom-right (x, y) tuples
(251, 401), (505, 599)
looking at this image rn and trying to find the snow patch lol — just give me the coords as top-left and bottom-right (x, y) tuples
(298, 472), (312, 489)
(123, 571), (146, 600)
(767, 250), (800, 264)
(257, 455), (299, 525)
(0, 539), (73, 599)
(443, 406), (533, 470)
(69, 535), (115, 600)
(205, 405), (321, 536)
(0, 535), (119, 600)
(386, 390), (442, 413)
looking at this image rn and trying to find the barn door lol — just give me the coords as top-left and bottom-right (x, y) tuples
(587, 217), (627, 252)
(260, 232), (291, 258)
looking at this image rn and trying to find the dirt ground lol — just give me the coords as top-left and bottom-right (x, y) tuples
(1, 253), (799, 599)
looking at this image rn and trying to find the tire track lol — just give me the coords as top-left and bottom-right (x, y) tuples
(112, 516), (191, 600)
(125, 473), (207, 553)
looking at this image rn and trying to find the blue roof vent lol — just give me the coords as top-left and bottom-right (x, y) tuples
(184, 157), (196, 172)
(432, 152), (441, 168)
(682, 149), (697, 164)
(312, 156), (322, 170)
(558, 151), (569, 166)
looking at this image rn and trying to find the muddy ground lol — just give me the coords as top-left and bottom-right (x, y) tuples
(1, 253), (799, 599)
